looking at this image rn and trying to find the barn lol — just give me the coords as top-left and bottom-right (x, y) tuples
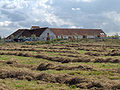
(6, 26), (106, 42)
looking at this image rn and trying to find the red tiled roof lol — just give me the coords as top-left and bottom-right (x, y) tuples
(50, 28), (105, 36)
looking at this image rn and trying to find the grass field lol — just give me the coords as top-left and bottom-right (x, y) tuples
(0, 39), (120, 90)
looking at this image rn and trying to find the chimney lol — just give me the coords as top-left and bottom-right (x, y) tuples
(31, 26), (40, 29)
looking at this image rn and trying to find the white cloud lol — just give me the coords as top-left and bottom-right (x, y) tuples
(0, 21), (11, 27)
(0, 0), (29, 9)
(0, 0), (119, 37)
(75, 0), (95, 3)
(103, 11), (120, 25)
(72, 8), (81, 11)
(107, 32), (120, 36)
(44, 13), (73, 26)
(49, 0), (53, 4)
(0, 0), (74, 27)
(0, 0), (74, 29)
(70, 26), (84, 28)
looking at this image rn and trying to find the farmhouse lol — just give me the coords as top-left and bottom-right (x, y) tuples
(6, 26), (106, 42)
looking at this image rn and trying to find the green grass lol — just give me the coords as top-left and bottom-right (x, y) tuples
(0, 55), (51, 65)
(0, 55), (14, 61)
(77, 50), (88, 54)
(64, 62), (120, 69)
(0, 79), (71, 90)
(0, 40), (120, 89)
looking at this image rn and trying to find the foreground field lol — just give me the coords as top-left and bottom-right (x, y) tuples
(0, 40), (120, 90)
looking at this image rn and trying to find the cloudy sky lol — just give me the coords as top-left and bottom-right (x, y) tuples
(0, 0), (120, 37)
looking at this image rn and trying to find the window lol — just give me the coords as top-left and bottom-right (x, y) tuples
(97, 35), (100, 38)
(47, 33), (49, 36)
(83, 35), (86, 38)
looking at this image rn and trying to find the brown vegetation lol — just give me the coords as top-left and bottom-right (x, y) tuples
(0, 41), (120, 89)
(37, 62), (93, 71)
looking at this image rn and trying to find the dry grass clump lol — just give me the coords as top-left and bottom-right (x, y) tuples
(0, 51), (34, 57)
(35, 55), (71, 63)
(45, 49), (79, 54)
(0, 68), (36, 81)
(36, 73), (89, 88)
(0, 84), (11, 90)
(0, 69), (119, 89)
(73, 57), (91, 63)
(85, 52), (101, 56)
(77, 47), (105, 52)
(58, 53), (80, 58)
(0, 42), (120, 89)
(94, 58), (120, 63)
(49, 47), (71, 50)
(0, 51), (91, 63)
(105, 51), (120, 56)
(36, 62), (93, 71)
(6, 60), (17, 65)
(117, 68), (120, 73)
(0, 60), (35, 69)
(36, 73), (120, 89)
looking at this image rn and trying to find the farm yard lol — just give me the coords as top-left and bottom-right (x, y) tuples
(0, 39), (120, 90)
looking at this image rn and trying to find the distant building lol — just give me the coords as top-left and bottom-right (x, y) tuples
(5, 26), (106, 42)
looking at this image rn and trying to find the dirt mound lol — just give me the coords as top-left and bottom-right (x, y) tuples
(36, 62), (93, 71)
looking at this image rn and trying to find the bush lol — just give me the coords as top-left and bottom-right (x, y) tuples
(24, 38), (63, 45)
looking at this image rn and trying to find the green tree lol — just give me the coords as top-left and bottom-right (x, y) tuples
(108, 33), (119, 39)
(11, 35), (14, 41)
(74, 33), (79, 42)
(20, 36), (23, 39)
(0, 36), (1, 40)
(31, 34), (37, 41)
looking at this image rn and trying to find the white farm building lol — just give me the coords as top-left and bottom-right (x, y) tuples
(6, 26), (106, 42)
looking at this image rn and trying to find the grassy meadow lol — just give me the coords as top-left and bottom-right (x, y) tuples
(0, 39), (120, 90)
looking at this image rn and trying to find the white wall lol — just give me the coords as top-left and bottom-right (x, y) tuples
(39, 29), (56, 41)
(39, 29), (96, 41)
(5, 39), (12, 42)
(57, 35), (83, 39)
(87, 35), (95, 38)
